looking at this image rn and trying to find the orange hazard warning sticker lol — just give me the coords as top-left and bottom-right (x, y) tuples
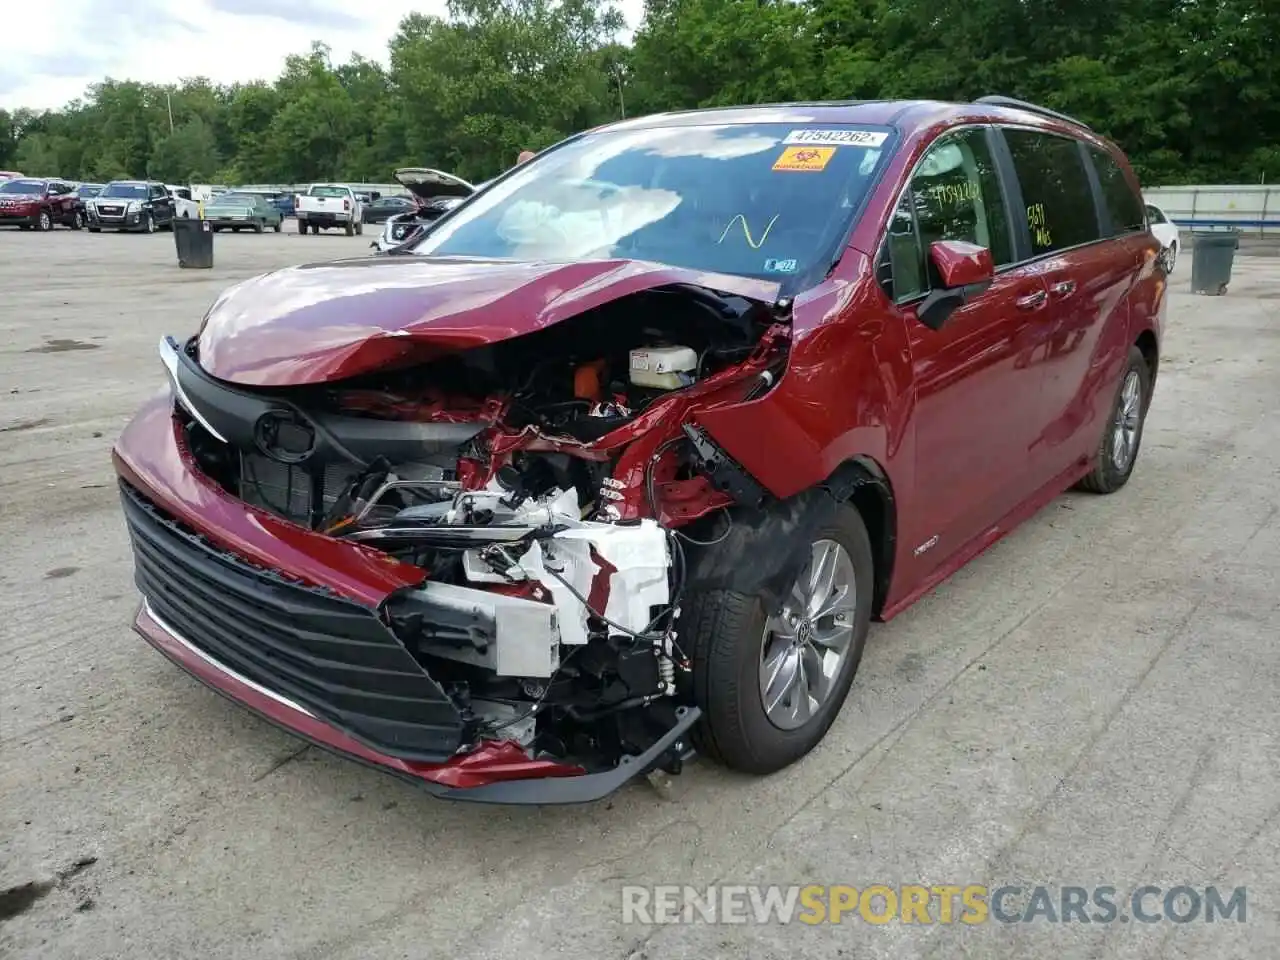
(772, 146), (835, 172)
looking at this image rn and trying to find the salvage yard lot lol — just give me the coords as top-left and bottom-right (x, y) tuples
(2, 230), (1278, 959)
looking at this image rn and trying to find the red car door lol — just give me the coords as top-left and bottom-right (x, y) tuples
(881, 126), (1051, 581)
(999, 131), (1150, 481)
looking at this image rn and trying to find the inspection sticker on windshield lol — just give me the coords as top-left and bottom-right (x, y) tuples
(784, 128), (888, 148)
(773, 146), (835, 172)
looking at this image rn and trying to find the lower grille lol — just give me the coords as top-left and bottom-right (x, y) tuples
(120, 481), (465, 761)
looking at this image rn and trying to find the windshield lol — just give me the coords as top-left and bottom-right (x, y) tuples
(78, 185), (103, 197)
(309, 186), (349, 198)
(412, 122), (893, 287)
(100, 183), (148, 199)
(0, 179), (46, 194)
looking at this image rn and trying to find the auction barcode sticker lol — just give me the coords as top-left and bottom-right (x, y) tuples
(784, 129), (888, 148)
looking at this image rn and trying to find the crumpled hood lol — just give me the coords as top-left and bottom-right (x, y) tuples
(195, 256), (781, 387)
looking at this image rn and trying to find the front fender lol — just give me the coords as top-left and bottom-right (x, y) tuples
(694, 259), (913, 505)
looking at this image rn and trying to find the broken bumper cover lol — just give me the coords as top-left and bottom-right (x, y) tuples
(113, 398), (698, 803)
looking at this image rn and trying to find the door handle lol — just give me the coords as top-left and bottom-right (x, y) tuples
(1050, 279), (1077, 297)
(1015, 290), (1048, 310)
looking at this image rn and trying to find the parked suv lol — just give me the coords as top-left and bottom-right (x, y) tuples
(114, 97), (1166, 804)
(86, 180), (175, 233)
(0, 177), (85, 230)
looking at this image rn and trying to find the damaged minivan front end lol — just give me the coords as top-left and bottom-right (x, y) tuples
(115, 255), (793, 802)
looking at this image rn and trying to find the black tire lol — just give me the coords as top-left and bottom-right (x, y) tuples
(253, 219), (264, 234)
(273, 220), (282, 233)
(35, 209), (52, 232)
(232, 226), (241, 233)
(69, 210), (84, 230)
(354, 220), (363, 236)
(87, 226), (100, 233)
(142, 212), (154, 234)
(1076, 345), (1152, 494)
(297, 217), (307, 235)
(683, 502), (874, 774)
(1169, 241), (1178, 272)
(211, 225), (221, 232)
(310, 222), (320, 235)
(344, 220), (355, 237)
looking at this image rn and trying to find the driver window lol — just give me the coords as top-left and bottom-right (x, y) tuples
(882, 127), (1013, 303)
(911, 128), (1012, 268)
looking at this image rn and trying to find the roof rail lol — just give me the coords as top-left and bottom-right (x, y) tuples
(974, 95), (1091, 131)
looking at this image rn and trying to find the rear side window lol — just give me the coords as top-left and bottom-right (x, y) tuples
(1003, 129), (1101, 256)
(1091, 148), (1145, 234)
(884, 127), (1012, 301)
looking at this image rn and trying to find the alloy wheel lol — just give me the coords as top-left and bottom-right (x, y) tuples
(759, 539), (858, 730)
(1111, 370), (1142, 471)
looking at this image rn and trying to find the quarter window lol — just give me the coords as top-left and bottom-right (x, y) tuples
(884, 127), (1012, 301)
(1003, 129), (1101, 255)
(1091, 148), (1145, 235)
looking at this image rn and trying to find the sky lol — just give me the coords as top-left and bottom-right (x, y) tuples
(0, 0), (644, 113)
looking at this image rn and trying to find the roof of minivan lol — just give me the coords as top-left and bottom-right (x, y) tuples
(600, 99), (1094, 138)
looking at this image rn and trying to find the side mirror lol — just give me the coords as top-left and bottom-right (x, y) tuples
(917, 240), (995, 330)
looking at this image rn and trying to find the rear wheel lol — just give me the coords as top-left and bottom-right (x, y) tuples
(344, 220), (355, 236)
(69, 209), (84, 230)
(253, 219), (264, 234)
(296, 217), (307, 234)
(684, 503), (873, 774)
(354, 220), (363, 236)
(310, 222), (320, 235)
(1076, 345), (1151, 494)
(272, 220), (282, 233)
(87, 226), (100, 233)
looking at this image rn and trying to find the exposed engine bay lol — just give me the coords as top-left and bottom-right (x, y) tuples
(173, 281), (790, 775)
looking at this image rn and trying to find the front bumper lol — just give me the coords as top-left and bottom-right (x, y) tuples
(113, 395), (698, 803)
(0, 208), (38, 224)
(90, 209), (143, 230)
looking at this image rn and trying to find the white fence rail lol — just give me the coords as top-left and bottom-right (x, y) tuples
(1144, 184), (1279, 236)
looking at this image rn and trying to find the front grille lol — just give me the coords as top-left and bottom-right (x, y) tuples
(120, 481), (465, 761)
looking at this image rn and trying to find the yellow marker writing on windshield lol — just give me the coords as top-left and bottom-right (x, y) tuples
(718, 213), (780, 249)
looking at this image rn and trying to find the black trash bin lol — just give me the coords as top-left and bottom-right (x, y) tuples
(173, 216), (214, 269)
(1189, 230), (1238, 296)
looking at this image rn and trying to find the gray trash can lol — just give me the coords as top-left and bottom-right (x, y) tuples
(173, 216), (214, 269)
(1189, 230), (1239, 295)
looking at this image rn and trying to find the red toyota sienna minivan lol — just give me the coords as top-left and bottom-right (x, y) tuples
(114, 96), (1168, 803)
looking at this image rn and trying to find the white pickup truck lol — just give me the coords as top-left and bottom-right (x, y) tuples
(295, 184), (363, 235)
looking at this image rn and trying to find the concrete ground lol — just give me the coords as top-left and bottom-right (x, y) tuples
(1, 227), (1277, 960)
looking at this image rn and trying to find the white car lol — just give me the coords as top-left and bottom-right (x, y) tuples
(1146, 202), (1181, 271)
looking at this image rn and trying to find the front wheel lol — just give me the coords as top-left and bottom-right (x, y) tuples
(683, 503), (873, 774)
(142, 212), (155, 234)
(69, 210), (84, 230)
(296, 218), (307, 234)
(35, 210), (52, 231)
(1076, 345), (1151, 494)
